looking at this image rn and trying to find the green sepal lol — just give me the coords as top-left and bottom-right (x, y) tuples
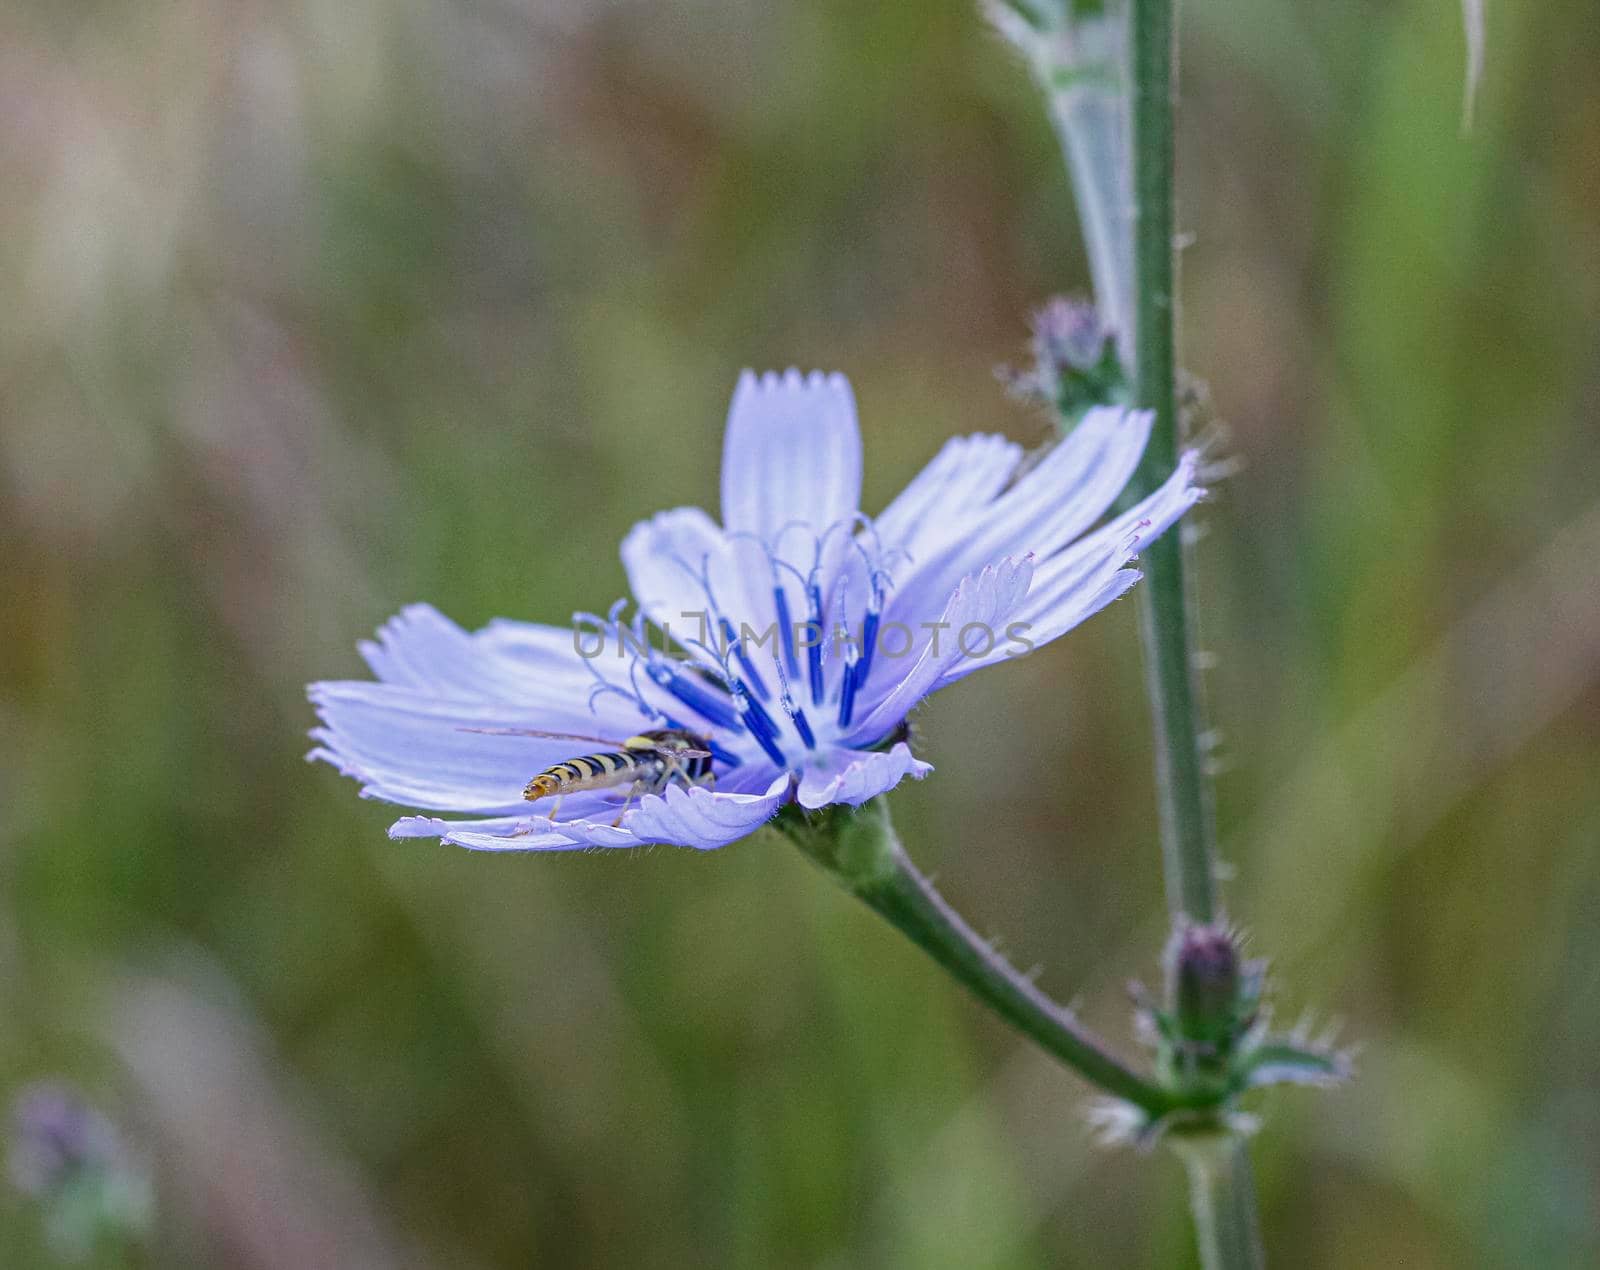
(1134, 923), (1352, 1115)
(1236, 1035), (1354, 1091)
(768, 799), (897, 891)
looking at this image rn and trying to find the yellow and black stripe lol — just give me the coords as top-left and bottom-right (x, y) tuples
(524, 750), (657, 802)
(522, 729), (713, 804)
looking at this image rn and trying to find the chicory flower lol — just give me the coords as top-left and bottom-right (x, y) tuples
(310, 370), (1200, 851)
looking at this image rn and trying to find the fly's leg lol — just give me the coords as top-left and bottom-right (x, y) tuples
(511, 793), (563, 837)
(662, 754), (705, 792)
(610, 779), (647, 828)
(678, 760), (714, 791)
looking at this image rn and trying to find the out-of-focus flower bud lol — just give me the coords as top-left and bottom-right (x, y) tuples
(7, 1083), (151, 1262)
(1002, 297), (1126, 426)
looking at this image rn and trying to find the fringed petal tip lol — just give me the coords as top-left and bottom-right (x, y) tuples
(735, 367), (854, 406)
(796, 743), (932, 810)
(1173, 448), (1206, 502)
(305, 742), (339, 768)
(722, 368), (862, 541)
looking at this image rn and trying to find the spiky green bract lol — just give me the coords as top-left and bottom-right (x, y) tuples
(1124, 923), (1352, 1142)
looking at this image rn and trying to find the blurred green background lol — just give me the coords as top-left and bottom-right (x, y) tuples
(2, 0), (1597, 1265)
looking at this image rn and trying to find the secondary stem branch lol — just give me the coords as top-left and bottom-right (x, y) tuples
(779, 804), (1173, 1118)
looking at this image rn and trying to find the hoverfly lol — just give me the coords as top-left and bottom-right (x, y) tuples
(460, 726), (715, 823)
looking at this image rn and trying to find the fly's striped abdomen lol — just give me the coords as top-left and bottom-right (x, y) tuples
(524, 751), (660, 802)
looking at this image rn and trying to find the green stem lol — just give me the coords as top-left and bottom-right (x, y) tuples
(1130, 0), (1216, 924)
(1172, 1136), (1266, 1270)
(778, 803), (1173, 1119)
(1127, 0), (1264, 1263)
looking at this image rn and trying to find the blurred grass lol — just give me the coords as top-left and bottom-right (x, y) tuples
(1, 0), (1597, 1266)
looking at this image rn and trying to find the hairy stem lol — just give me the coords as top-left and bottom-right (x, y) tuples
(778, 803), (1173, 1118)
(1129, 0), (1217, 926)
(1127, 0), (1264, 1258)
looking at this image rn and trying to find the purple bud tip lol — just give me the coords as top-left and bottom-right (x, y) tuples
(1168, 923), (1245, 1042)
(1031, 296), (1113, 373)
(1000, 295), (1124, 416)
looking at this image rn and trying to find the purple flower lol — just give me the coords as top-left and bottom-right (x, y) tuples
(310, 370), (1200, 852)
(8, 1083), (151, 1259)
(7, 1084), (121, 1199)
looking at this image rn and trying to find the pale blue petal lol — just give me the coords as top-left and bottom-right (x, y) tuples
(935, 451), (1201, 685)
(1018, 450), (1202, 623)
(720, 369), (862, 541)
(710, 757), (790, 795)
(621, 507), (726, 622)
(397, 776), (792, 853)
(620, 505), (828, 712)
(357, 604), (555, 700)
(796, 743), (932, 809)
(308, 678), (653, 813)
(881, 407), (1151, 632)
(620, 774), (791, 848)
(353, 603), (637, 726)
(387, 814), (585, 852)
(873, 433), (1023, 566)
(309, 688), (539, 812)
(620, 506), (777, 678)
(843, 556), (1035, 746)
(934, 564), (1141, 688)
(472, 618), (615, 699)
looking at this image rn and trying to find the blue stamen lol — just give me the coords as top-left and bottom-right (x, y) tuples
(737, 687), (783, 747)
(721, 618), (770, 701)
(743, 712), (788, 767)
(837, 648), (861, 729)
(836, 674), (859, 729)
(856, 609), (881, 689)
(646, 662), (743, 733)
(706, 740), (743, 768)
(651, 709), (741, 770)
(806, 584), (826, 707)
(786, 699), (817, 750)
(773, 586), (800, 679)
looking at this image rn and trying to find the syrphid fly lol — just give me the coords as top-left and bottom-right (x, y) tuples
(459, 726), (715, 823)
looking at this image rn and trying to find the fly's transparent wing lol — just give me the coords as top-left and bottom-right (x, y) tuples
(457, 726), (627, 746)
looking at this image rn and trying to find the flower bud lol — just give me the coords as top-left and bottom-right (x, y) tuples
(1171, 923), (1244, 1047)
(1136, 924), (1350, 1119)
(1002, 297), (1125, 424)
(1157, 922), (1263, 1095)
